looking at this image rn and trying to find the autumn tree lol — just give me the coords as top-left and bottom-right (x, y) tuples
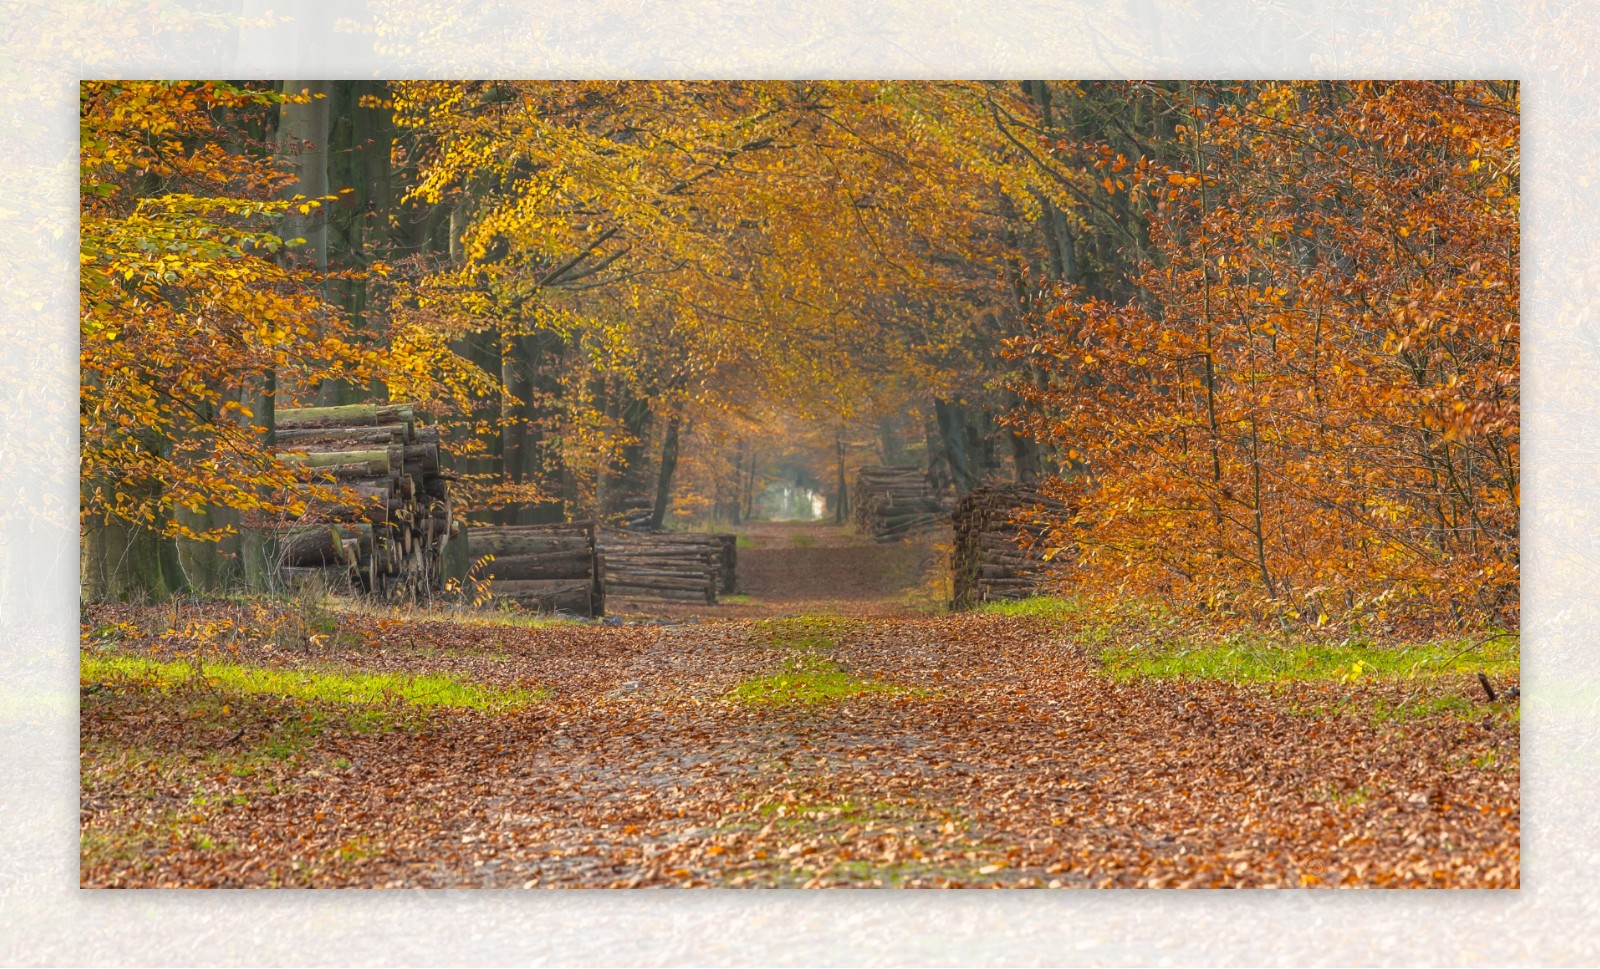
(78, 80), (477, 600)
(391, 81), (1022, 526)
(1011, 81), (1519, 632)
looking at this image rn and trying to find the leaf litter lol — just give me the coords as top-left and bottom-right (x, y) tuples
(80, 595), (1517, 889)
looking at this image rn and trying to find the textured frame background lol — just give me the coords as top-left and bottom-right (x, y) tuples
(2, 1), (1588, 965)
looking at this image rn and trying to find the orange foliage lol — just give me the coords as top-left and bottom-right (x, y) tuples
(81, 81), (363, 538)
(1010, 81), (1519, 633)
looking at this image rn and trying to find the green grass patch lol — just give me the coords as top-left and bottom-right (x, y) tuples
(721, 594), (754, 605)
(752, 615), (858, 652)
(735, 534), (756, 549)
(974, 595), (1086, 622)
(340, 600), (581, 631)
(1367, 694), (1500, 724)
(735, 615), (917, 706)
(81, 654), (545, 713)
(1097, 631), (1518, 684)
(730, 659), (910, 707)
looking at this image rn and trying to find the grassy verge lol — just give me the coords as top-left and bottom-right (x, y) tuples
(731, 657), (909, 706)
(751, 615), (860, 651)
(974, 596), (1518, 685)
(336, 599), (583, 631)
(731, 615), (916, 707)
(1097, 631), (1518, 684)
(974, 596), (1087, 622)
(81, 654), (546, 713)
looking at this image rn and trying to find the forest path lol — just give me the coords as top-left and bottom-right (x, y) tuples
(80, 592), (1520, 888)
(609, 520), (945, 620)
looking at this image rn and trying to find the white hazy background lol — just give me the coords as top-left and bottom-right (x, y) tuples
(2, 1), (1591, 965)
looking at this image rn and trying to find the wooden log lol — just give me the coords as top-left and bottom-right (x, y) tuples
(489, 564), (594, 582)
(490, 579), (595, 595)
(608, 586), (713, 603)
(483, 548), (595, 571)
(604, 570), (713, 587)
(604, 567), (714, 584)
(401, 443), (440, 473)
(714, 533), (737, 594)
(494, 521), (597, 536)
(602, 556), (715, 571)
(330, 522), (374, 554)
(471, 533), (593, 556)
(275, 424), (410, 446)
(272, 525), (350, 568)
(281, 448), (392, 476)
(499, 587), (596, 615)
(277, 403), (415, 430)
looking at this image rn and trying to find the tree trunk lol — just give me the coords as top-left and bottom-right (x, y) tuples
(318, 79), (392, 405)
(834, 431), (848, 524)
(81, 434), (185, 603)
(239, 369), (278, 592)
(934, 398), (980, 496)
(81, 518), (182, 603)
(649, 416), (682, 531)
(742, 448), (759, 521)
(277, 79), (331, 289)
(500, 330), (538, 522)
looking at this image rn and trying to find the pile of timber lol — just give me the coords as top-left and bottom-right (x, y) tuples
(468, 522), (604, 617)
(851, 465), (946, 542)
(950, 485), (1072, 609)
(597, 531), (737, 604)
(614, 496), (655, 530)
(269, 403), (456, 598)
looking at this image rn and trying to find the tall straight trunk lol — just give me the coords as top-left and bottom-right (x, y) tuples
(1006, 404), (1041, 486)
(81, 421), (187, 602)
(451, 323), (503, 518)
(605, 393), (652, 517)
(527, 330), (571, 524)
(934, 398), (980, 496)
(81, 519), (183, 603)
(319, 79), (392, 405)
(501, 329), (538, 522)
(649, 416), (682, 531)
(834, 431), (848, 524)
(277, 80), (331, 279)
(230, 83), (322, 591)
(174, 397), (241, 592)
(742, 449), (759, 521)
(877, 416), (908, 465)
(239, 369), (279, 591)
(924, 409), (951, 494)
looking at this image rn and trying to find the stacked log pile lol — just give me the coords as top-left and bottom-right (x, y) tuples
(950, 485), (1072, 609)
(614, 496), (656, 530)
(469, 522), (604, 617)
(270, 403), (456, 598)
(597, 531), (735, 604)
(851, 465), (946, 542)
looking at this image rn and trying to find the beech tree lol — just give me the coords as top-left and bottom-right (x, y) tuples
(1010, 81), (1519, 631)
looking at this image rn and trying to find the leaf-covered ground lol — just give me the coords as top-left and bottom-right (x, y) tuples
(80, 527), (1518, 889)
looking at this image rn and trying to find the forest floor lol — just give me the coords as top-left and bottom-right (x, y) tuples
(79, 522), (1520, 888)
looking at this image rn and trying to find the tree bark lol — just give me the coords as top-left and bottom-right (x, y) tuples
(318, 80), (366, 406)
(649, 416), (682, 530)
(834, 431), (848, 524)
(934, 398), (980, 496)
